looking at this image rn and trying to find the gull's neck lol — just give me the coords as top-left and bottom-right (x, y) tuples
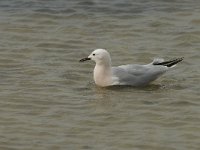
(93, 62), (112, 87)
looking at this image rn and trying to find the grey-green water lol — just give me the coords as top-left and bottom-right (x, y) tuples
(0, 0), (199, 150)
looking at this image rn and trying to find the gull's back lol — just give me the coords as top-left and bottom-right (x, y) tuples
(111, 63), (168, 86)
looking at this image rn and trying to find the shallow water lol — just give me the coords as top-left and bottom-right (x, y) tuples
(0, 0), (199, 150)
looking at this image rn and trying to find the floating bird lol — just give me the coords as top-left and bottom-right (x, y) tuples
(80, 49), (183, 87)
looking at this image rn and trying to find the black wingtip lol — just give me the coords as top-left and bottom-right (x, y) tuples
(154, 57), (183, 67)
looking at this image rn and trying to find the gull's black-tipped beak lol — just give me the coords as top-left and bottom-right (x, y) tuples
(79, 57), (91, 62)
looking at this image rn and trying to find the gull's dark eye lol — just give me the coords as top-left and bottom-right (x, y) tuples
(93, 53), (95, 56)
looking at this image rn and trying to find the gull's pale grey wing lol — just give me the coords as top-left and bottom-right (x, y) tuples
(118, 64), (149, 76)
(112, 64), (168, 86)
(112, 66), (140, 85)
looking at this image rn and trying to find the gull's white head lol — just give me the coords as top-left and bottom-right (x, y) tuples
(80, 49), (113, 86)
(80, 49), (111, 66)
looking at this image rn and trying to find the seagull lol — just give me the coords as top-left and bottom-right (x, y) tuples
(80, 49), (183, 87)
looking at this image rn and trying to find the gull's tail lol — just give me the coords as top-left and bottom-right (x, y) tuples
(153, 57), (184, 67)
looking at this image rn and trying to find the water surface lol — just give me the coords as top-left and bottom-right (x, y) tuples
(0, 0), (200, 150)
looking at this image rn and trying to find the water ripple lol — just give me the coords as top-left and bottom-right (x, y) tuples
(0, 0), (200, 150)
